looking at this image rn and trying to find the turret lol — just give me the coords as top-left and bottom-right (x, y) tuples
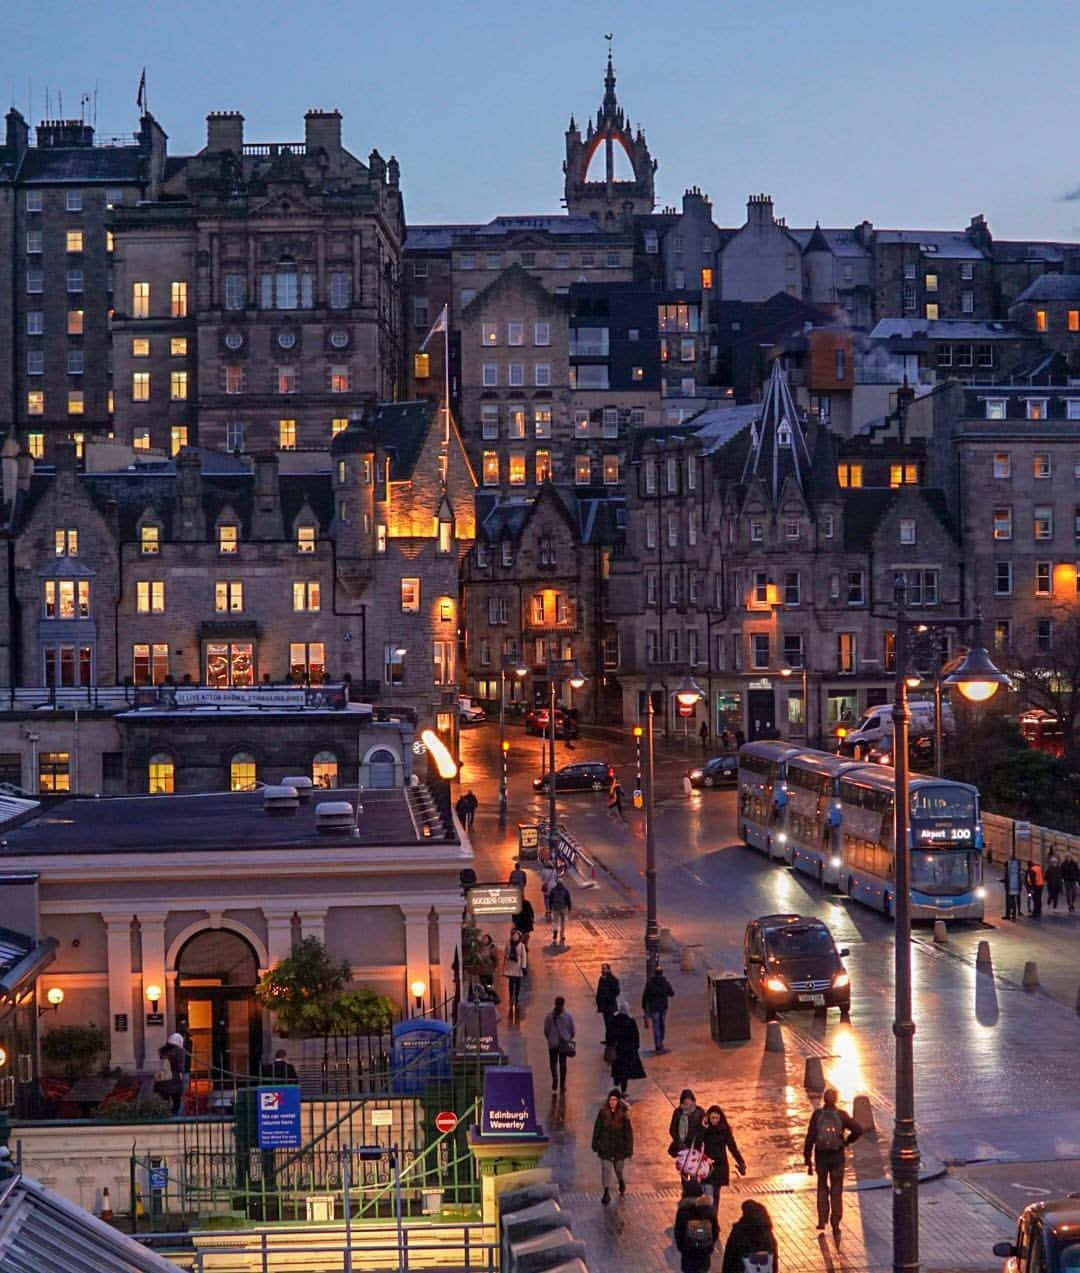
(330, 416), (378, 583)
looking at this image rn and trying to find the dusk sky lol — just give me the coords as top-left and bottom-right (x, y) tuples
(4, 0), (1080, 241)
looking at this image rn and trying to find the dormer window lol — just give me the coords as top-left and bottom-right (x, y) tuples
(140, 525), (160, 555)
(297, 526), (316, 554)
(218, 525), (238, 554)
(438, 518), (452, 554)
(777, 422), (793, 447)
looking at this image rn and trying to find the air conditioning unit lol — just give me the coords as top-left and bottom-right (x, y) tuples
(281, 775), (314, 802)
(315, 801), (355, 833)
(262, 785), (299, 816)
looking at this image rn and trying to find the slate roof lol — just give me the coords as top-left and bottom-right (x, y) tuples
(1013, 273), (1080, 303)
(842, 488), (959, 552)
(689, 404), (760, 457)
(787, 227), (871, 259)
(870, 317), (1020, 342)
(17, 145), (145, 184)
(991, 241), (1068, 265)
(740, 362), (813, 506)
(872, 229), (985, 260)
(803, 223), (832, 254)
(368, 399), (437, 480)
(404, 224), (481, 251)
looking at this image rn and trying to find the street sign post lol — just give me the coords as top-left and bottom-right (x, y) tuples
(434, 1110), (458, 1134)
(255, 1086), (301, 1150)
(465, 883), (523, 919)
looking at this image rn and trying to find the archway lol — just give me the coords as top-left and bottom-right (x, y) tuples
(366, 746), (397, 788)
(175, 928), (262, 1079)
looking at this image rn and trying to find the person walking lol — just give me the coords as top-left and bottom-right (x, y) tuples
(503, 930), (527, 1018)
(607, 999), (646, 1097)
(154, 1034), (186, 1115)
(475, 934), (499, 1000)
(1045, 852), (1063, 911)
(1005, 854), (1022, 921)
(592, 1089), (634, 1204)
(642, 963), (676, 1053)
(699, 721), (709, 754)
(720, 1200), (778, 1273)
(1062, 853), (1079, 912)
(607, 776), (625, 820)
(549, 877), (572, 946)
(263, 1048), (298, 1082)
(508, 859), (527, 890)
(512, 894), (535, 955)
(543, 996), (575, 1093)
(462, 790), (478, 831)
(540, 862), (558, 924)
(1026, 860), (1044, 918)
(804, 1087), (862, 1242)
(692, 1105), (746, 1215)
(668, 1089), (706, 1165)
(674, 1181), (719, 1273)
(594, 962), (620, 1038)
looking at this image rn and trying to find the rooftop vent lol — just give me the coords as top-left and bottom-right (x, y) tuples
(315, 800), (355, 834)
(263, 784), (299, 816)
(281, 775), (314, 803)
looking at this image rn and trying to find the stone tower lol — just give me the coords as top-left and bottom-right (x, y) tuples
(563, 50), (656, 228)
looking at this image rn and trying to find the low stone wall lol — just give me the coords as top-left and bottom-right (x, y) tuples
(983, 810), (1080, 867)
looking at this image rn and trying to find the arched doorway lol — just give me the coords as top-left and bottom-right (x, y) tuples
(175, 929), (262, 1078)
(367, 747), (396, 788)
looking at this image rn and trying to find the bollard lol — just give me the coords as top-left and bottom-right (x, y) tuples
(765, 1020), (783, 1053)
(659, 927), (676, 953)
(679, 945), (699, 973)
(852, 1093), (875, 1133)
(933, 919), (947, 944)
(803, 1056), (825, 1092)
(976, 939), (992, 971)
(1022, 960), (1039, 990)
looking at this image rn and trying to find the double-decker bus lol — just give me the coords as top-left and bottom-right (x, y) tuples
(835, 765), (986, 920)
(783, 751), (872, 887)
(736, 741), (802, 860)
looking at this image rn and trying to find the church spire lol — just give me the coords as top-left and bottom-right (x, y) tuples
(602, 34), (617, 118)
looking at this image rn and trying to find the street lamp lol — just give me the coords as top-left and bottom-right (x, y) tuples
(545, 657), (587, 874)
(38, 986), (63, 1017)
(780, 663), (809, 740)
(387, 646), (407, 718)
(644, 674), (703, 978)
(889, 579), (1007, 1273)
(498, 659), (527, 827)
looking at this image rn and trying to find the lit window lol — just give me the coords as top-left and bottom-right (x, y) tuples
(133, 644), (169, 687)
(170, 371), (188, 401)
(214, 580), (244, 613)
(136, 580), (166, 614)
(66, 229), (83, 253)
(148, 754), (174, 794)
(837, 463), (862, 488)
(331, 417), (349, 437)
(133, 430), (151, 451)
(28, 432), (44, 458)
(438, 519), (452, 553)
(1035, 309), (1048, 332)
(43, 578), (90, 619)
(170, 337), (188, 358)
(837, 632), (857, 674)
(1027, 400), (1048, 421)
(701, 267), (713, 289)
(167, 280), (187, 318)
(508, 453), (526, 485)
(132, 282), (149, 318)
(67, 391), (84, 415)
(132, 371), (150, 401)
(277, 365), (297, 394)
(1069, 310), (1080, 333)
(279, 419), (297, 450)
(603, 454), (620, 485)
(27, 391), (44, 416)
(132, 338), (150, 357)
(140, 524), (160, 555)
(925, 273), (938, 292)
(291, 579), (321, 613)
(170, 426), (188, 456)
(414, 352), (430, 379)
(312, 751), (338, 788)
(1034, 453), (1052, 478)
(535, 450), (551, 483)
(54, 528), (78, 557)
(376, 524), (387, 552)
(992, 507), (1012, 540)
(400, 578), (420, 612)
(297, 526), (316, 554)
(508, 405), (527, 439)
(230, 753), (257, 792)
(482, 451), (499, 485)
(575, 455), (591, 485)
(534, 406), (552, 438)
(39, 752), (71, 793)
(330, 365), (349, 393)
(925, 303), (939, 320)
(218, 525), (238, 554)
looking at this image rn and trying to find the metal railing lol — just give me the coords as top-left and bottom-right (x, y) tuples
(536, 819), (598, 887)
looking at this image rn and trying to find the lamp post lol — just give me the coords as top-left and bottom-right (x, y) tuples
(780, 663), (809, 740)
(387, 646), (407, 718)
(889, 578), (1007, 1273)
(643, 673), (704, 978)
(545, 657), (587, 871)
(498, 660), (527, 827)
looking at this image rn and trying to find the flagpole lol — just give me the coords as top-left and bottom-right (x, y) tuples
(443, 318), (450, 445)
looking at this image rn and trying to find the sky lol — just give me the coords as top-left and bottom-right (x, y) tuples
(4, 0), (1080, 241)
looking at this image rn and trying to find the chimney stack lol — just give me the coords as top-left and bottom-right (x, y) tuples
(251, 452), (283, 540)
(304, 109), (342, 158)
(206, 111), (244, 153)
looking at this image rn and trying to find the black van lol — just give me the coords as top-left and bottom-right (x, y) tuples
(743, 913), (851, 1017)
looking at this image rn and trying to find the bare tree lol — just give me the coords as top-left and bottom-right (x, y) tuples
(1005, 606), (1080, 757)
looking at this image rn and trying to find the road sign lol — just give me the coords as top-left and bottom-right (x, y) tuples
(148, 1166), (168, 1192)
(370, 1108), (393, 1127)
(256, 1086), (301, 1150)
(434, 1110), (458, 1134)
(466, 883), (523, 918)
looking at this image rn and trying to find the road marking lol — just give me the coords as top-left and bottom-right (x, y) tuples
(1011, 1184), (1052, 1196)
(680, 864), (706, 885)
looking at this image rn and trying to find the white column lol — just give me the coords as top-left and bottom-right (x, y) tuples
(264, 911), (296, 966)
(105, 916), (136, 1071)
(139, 913), (168, 1065)
(433, 907), (460, 1005)
(401, 904), (434, 1011)
(297, 909), (326, 945)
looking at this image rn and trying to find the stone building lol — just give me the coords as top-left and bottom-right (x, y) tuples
(721, 195), (804, 303)
(0, 108), (168, 460)
(110, 109), (404, 457)
(1009, 274), (1080, 369)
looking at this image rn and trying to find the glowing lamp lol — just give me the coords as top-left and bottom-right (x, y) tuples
(512, 662), (528, 679)
(46, 987), (64, 1007)
(421, 729), (458, 779)
(501, 740), (510, 753)
(145, 983), (162, 1010)
(836, 727), (847, 740)
(674, 674), (705, 708)
(633, 726), (643, 738)
(764, 581), (780, 608)
(905, 675), (922, 689)
(780, 667), (793, 679)
(410, 979), (427, 1013)
(944, 645), (1009, 704)
(0, 1046), (7, 1067)
(568, 663), (587, 691)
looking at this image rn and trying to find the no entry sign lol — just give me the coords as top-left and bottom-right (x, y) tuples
(434, 1110), (458, 1134)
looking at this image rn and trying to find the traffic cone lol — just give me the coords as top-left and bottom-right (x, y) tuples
(100, 1186), (113, 1221)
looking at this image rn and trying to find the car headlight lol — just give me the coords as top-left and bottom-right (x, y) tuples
(777, 832), (787, 844)
(690, 770), (703, 781)
(764, 976), (788, 994)
(975, 886), (986, 899)
(832, 971), (850, 990)
(830, 856), (842, 868)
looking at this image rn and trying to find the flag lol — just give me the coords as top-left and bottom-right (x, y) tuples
(419, 304), (448, 352)
(136, 69), (146, 112)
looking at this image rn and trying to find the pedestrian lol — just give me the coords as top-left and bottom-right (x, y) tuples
(454, 793), (468, 827)
(607, 998), (646, 1097)
(512, 895), (534, 953)
(720, 728), (735, 753)
(668, 1089), (706, 1165)
(508, 859), (527, 890)
(263, 1047), (298, 1082)
(699, 721), (709, 754)
(154, 1034), (186, 1115)
(607, 776), (625, 820)
(549, 876), (572, 946)
(1046, 852), (1063, 911)
(594, 962), (620, 1038)
(476, 934), (499, 1000)
(642, 963), (676, 1053)
(503, 930), (527, 1018)
(1005, 854), (1022, 921)
(1026, 860), (1044, 918)
(692, 1104), (746, 1215)
(542, 996), (575, 1093)
(540, 862), (557, 923)
(463, 790), (478, 831)
(592, 1088), (633, 1205)
(1063, 854), (1079, 912)
(674, 1181), (719, 1273)
(683, 771), (693, 798)
(734, 729), (745, 749)
(721, 1200), (777, 1273)
(804, 1086), (862, 1242)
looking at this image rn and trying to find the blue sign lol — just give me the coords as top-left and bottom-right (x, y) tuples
(148, 1166), (168, 1192)
(256, 1086), (302, 1150)
(391, 1018), (452, 1095)
(481, 1066), (540, 1138)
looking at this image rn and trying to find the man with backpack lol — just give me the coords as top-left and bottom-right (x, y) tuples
(803, 1087), (862, 1242)
(549, 877), (572, 946)
(674, 1180), (719, 1272)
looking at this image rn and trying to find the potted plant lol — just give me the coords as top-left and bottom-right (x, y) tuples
(41, 1024), (108, 1082)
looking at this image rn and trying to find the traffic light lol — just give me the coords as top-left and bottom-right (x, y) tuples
(501, 739), (510, 752)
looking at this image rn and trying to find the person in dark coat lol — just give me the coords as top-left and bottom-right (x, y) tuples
(642, 964), (676, 1052)
(1063, 854), (1079, 912)
(607, 999), (646, 1096)
(1045, 853), (1063, 910)
(263, 1048), (298, 1081)
(595, 963), (620, 1036)
(512, 896), (535, 954)
(721, 1199), (777, 1273)
(591, 1088), (634, 1204)
(154, 1035), (185, 1114)
(668, 1089), (705, 1160)
(674, 1180), (719, 1273)
(692, 1104), (746, 1214)
(804, 1087), (862, 1241)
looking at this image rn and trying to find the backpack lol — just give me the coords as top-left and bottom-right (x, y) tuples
(684, 1216), (714, 1254)
(744, 1252), (774, 1273)
(815, 1107), (845, 1153)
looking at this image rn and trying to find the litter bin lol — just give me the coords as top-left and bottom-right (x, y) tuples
(708, 972), (751, 1043)
(518, 823), (540, 860)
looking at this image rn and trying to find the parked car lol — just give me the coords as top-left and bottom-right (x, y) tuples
(525, 707), (578, 738)
(743, 914), (851, 1017)
(458, 696), (487, 725)
(689, 755), (739, 788)
(994, 1197), (1080, 1273)
(533, 761), (614, 794)
(866, 734), (934, 768)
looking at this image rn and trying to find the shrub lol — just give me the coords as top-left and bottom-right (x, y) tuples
(41, 1024), (108, 1081)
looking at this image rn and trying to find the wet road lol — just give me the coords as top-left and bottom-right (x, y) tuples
(461, 721), (1080, 1171)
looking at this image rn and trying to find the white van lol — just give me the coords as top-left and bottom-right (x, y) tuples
(839, 701), (954, 758)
